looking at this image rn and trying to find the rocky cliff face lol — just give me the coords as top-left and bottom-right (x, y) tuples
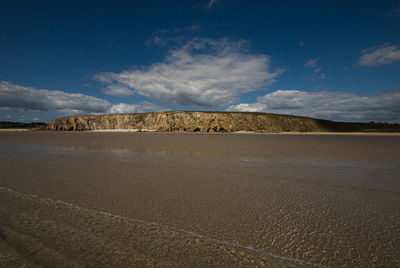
(49, 111), (335, 132)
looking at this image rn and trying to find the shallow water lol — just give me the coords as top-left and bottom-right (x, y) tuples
(0, 132), (399, 267)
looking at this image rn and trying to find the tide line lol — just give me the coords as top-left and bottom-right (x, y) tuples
(0, 186), (326, 267)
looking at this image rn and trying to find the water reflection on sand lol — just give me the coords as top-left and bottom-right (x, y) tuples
(0, 132), (399, 267)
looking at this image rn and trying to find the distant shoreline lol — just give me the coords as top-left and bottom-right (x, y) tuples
(0, 129), (31, 132)
(276, 131), (400, 136)
(2, 129), (400, 136)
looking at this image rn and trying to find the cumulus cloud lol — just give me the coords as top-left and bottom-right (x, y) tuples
(0, 81), (168, 117)
(95, 37), (283, 108)
(102, 85), (134, 97)
(358, 43), (400, 66)
(0, 81), (110, 115)
(228, 103), (267, 112)
(228, 89), (400, 122)
(304, 57), (319, 68)
(108, 102), (167, 114)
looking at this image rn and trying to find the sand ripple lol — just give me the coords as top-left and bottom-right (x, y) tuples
(0, 187), (314, 267)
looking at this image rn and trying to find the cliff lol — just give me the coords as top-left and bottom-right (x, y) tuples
(49, 111), (400, 133)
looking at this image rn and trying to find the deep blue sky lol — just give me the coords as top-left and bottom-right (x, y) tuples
(1, 0), (400, 122)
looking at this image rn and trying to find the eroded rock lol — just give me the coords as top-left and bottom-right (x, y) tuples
(49, 111), (334, 133)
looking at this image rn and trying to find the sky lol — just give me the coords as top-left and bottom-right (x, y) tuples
(1, 0), (400, 123)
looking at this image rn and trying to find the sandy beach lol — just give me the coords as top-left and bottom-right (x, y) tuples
(1, 131), (399, 267)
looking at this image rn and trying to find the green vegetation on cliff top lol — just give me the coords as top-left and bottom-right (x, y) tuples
(0, 121), (47, 129)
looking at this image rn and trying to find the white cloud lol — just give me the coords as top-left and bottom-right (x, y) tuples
(304, 57), (319, 68)
(228, 89), (400, 122)
(146, 35), (166, 46)
(108, 102), (167, 114)
(304, 58), (326, 80)
(304, 57), (326, 80)
(146, 35), (186, 47)
(146, 25), (201, 47)
(95, 37), (283, 108)
(0, 81), (169, 117)
(358, 43), (400, 66)
(314, 67), (322, 74)
(205, 0), (219, 9)
(0, 81), (110, 115)
(228, 103), (267, 112)
(299, 40), (305, 46)
(313, 67), (326, 80)
(102, 85), (134, 97)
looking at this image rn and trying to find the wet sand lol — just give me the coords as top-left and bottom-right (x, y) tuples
(0, 132), (399, 267)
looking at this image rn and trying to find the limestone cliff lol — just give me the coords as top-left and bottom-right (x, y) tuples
(49, 111), (400, 132)
(49, 111), (342, 132)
